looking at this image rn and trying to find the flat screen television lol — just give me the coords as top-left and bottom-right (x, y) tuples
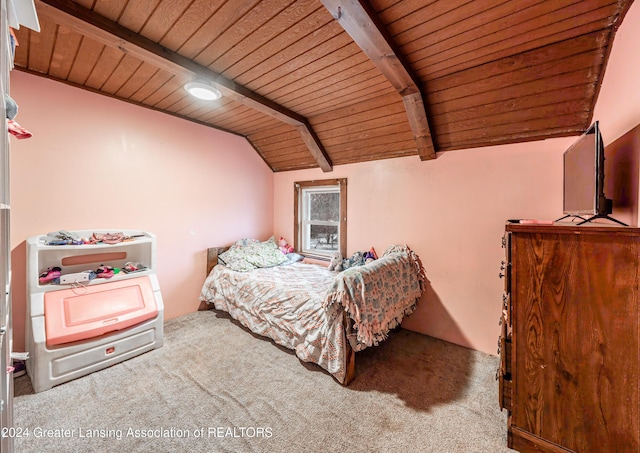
(558, 121), (626, 225)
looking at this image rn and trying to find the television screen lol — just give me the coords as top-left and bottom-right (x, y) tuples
(559, 121), (626, 225)
(563, 124), (599, 215)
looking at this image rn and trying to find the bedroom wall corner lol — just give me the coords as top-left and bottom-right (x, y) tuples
(592, 0), (640, 225)
(8, 71), (274, 352)
(604, 123), (640, 227)
(272, 139), (571, 356)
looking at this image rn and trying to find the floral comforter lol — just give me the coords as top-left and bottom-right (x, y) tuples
(323, 245), (426, 351)
(199, 244), (426, 384)
(200, 262), (349, 383)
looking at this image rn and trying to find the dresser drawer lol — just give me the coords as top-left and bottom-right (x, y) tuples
(500, 234), (512, 296)
(498, 335), (512, 412)
(499, 373), (512, 412)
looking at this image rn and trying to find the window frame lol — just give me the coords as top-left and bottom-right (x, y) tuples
(294, 178), (347, 260)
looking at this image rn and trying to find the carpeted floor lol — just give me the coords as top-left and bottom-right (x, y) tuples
(13, 310), (513, 452)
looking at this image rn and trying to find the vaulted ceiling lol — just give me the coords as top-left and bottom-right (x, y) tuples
(12, 0), (635, 172)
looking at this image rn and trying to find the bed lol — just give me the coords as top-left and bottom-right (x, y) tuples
(199, 238), (426, 385)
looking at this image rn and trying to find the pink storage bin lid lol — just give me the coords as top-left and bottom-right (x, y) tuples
(44, 276), (158, 347)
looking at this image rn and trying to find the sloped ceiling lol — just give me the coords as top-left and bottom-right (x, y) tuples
(12, 0), (635, 172)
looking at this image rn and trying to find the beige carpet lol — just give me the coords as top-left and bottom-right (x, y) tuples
(13, 310), (513, 452)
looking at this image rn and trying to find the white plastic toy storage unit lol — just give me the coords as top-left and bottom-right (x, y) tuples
(26, 230), (164, 393)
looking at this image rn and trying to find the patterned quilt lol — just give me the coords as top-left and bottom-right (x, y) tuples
(200, 262), (349, 383)
(199, 245), (426, 383)
(323, 245), (426, 351)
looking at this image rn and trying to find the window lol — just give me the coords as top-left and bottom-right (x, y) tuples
(294, 178), (347, 259)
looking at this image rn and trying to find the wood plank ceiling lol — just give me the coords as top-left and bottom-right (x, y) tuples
(12, 0), (634, 172)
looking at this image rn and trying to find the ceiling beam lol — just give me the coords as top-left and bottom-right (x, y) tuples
(35, 0), (333, 172)
(320, 0), (436, 160)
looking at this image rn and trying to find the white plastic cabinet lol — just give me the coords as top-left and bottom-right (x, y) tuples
(25, 230), (164, 393)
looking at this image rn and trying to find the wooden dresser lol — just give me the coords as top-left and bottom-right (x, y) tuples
(498, 223), (639, 452)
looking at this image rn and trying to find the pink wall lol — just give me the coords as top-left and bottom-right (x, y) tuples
(274, 140), (572, 354)
(605, 124), (640, 227)
(7, 1), (639, 357)
(9, 72), (274, 351)
(274, 1), (640, 355)
(593, 0), (640, 145)
(594, 0), (640, 223)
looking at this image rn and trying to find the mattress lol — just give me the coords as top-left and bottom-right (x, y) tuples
(44, 276), (158, 346)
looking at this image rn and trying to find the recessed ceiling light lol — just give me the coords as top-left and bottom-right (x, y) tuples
(184, 82), (222, 101)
